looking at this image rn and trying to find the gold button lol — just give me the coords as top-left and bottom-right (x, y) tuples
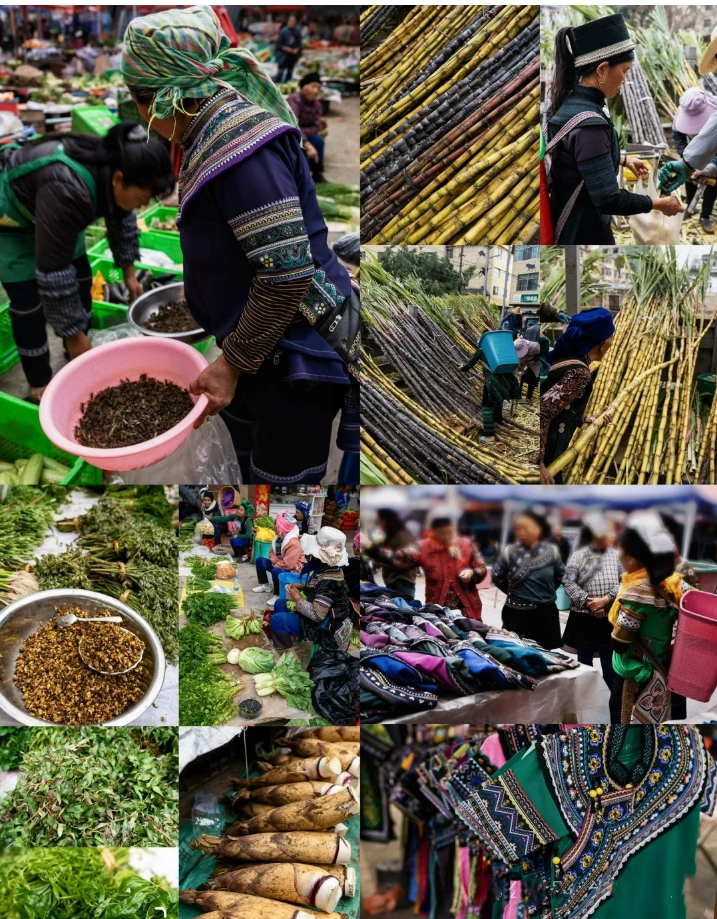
(596, 787), (604, 795)
(589, 789), (598, 798)
(626, 783), (633, 789)
(552, 856), (561, 865)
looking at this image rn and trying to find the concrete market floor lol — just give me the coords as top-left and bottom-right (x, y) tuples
(0, 95), (360, 482)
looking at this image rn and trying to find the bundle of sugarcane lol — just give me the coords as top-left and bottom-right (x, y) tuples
(620, 56), (667, 147)
(698, 379), (717, 485)
(361, 5), (540, 244)
(360, 5), (404, 46)
(634, 8), (701, 120)
(548, 248), (717, 484)
(360, 256), (539, 483)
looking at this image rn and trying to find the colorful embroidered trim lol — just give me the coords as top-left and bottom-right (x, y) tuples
(229, 196), (314, 282)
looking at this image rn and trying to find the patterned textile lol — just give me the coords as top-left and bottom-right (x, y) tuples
(540, 358), (592, 463)
(563, 545), (622, 612)
(121, 6), (296, 127)
(537, 725), (709, 919)
(297, 565), (352, 652)
(105, 210), (140, 270)
(492, 541), (564, 593)
(229, 196), (314, 282)
(36, 264), (85, 339)
(178, 89), (297, 220)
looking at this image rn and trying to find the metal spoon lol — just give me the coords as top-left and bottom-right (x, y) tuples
(56, 613), (123, 627)
(56, 614), (144, 674)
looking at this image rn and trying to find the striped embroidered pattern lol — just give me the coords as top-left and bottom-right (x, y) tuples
(229, 197), (314, 282)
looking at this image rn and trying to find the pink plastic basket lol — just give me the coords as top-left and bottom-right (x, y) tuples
(39, 337), (209, 472)
(668, 589), (717, 702)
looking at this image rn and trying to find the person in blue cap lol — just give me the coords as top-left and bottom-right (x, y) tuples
(295, 501), (311, 536)
(540, 307), (615, 483)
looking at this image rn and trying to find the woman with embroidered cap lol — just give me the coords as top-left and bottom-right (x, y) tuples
(492, 510), (566, 650)
(609, 510), (687, 723)
(121, 6), (359, 486)
(546, 12), (682, 244)
(294, 501), (311, 536)
(0, 122), (172, 402)
(252, 510), (306, 607)
(271, 527), (353, 653)
(540, 306), (615, 484)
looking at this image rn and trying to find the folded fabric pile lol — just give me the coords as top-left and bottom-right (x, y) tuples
(359, 597), (578, 722)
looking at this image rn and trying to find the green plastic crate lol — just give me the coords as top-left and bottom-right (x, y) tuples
(88, 230), (183, 281)
(140, 204), (179, 235)
(85, 225), (107, 249)
(0, 299), (19, 376)
(0, 392), (102, 485)
(71, 105), (120, 136)
(90, 300), (215, 354)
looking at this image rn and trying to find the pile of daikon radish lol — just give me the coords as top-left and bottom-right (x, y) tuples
(181, 725), (360, 919)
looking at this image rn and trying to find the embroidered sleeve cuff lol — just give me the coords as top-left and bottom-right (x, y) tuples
(229, 197), (315, 282)
(36, 265), (88, 339)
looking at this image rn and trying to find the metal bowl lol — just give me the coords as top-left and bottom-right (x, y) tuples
(127, 282), (211, 346)
(0, 589), (166, 726)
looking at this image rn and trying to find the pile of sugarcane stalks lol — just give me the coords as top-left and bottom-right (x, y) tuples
(698, 380), (717, 485)
(360, 257), (538, 484)
(360, 6), (405, 46)
(548, 248), (717, 484)
(361, 5), (540, 245)
(703, 73), (717, 96)
(620, 56), (667, 147)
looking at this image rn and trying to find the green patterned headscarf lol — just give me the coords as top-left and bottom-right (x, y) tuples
(121, 6), (297, 129)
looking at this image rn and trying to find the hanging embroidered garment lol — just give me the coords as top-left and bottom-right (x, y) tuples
(452, 725), (717, 919)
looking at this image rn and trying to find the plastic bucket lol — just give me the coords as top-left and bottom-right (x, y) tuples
(39, 337), (208, 472)
(667, 589), (717, 702)
(278, 571), (302, 600)
(479, 330), (518, 373)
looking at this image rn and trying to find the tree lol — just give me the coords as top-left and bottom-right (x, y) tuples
(377, 247), (474, 296)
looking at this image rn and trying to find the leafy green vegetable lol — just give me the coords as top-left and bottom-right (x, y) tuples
(179, 624), (238, 726)
(182, 591), (236, 626)
(185, 556), (220, 579)
(0, 847), (178, 919)
(253, 652), (314, 713)
(0, 728), (31, 771)
(236, 648), (276, 674)
(0, 728), (178, 849)
(186, 575), (212, 592)
(253, 515), (275, 529)
(286, 717), (331, 726)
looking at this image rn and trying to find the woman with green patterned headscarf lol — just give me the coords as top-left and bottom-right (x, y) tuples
(121, 6), (359, 487)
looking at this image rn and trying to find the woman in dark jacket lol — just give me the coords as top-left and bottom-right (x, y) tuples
(540, 307), (615, 484)
(0, 122), (172, 400)
(373, 509), (419, 601)
(546, 13), (682, 243)
(122, 6), (359, 486)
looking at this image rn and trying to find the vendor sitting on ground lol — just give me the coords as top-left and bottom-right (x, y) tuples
(295, 501), (311, 536)
(269, 527), (353, 652)
(364, 516), (487, 620)
(460, 338), (531, 445)
(287, 73), (326, 183)
(0, 121), (173, 402)
(253, 511), (306, 607)
(226, 500), (254, 562)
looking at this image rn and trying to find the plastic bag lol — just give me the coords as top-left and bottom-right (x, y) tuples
(308, 646), (359, 724)
(120, 414), (242, 484)
(88, 323), (142, 346)
(629, 172), (683, 244)
(332, 232), (360, 266)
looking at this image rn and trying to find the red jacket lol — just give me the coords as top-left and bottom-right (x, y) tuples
(419, 536), (486, 619)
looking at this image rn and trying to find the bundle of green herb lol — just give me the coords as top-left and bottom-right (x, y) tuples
(178, 517), (196, 549)
(179, 623), (239, 725)
(0, 727), (178, 849)
(186, 575), (212, 592)
(105, 485), (175, 528)
(254, 652), (314, 713)
(0, 847), (179, 919)
(0, 503), (48, 570)
(182, 591), (236, 626)
(185, 555), (220, 579)
(0, 728), (31, 771)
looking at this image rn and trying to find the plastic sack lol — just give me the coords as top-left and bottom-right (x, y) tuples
(120, 414), (242, 484)
(332, 232), (360, 266)
(88, 323), (142, 346)
(629, 172), (683, 244)
(308, 646), (359, 725)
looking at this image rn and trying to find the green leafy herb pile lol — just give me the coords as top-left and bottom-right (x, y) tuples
(0, 847), (178, 919)
(182, 591), (236, 626)
(0, 727), (178, 849)
(179, 624), (239, 726)
(185, 556), (220, 579)
(0, 728), (32, 772)
(254, 652), (314, 713)
(186, 575), (212, 592)
(178, 517), (196, 549)
(34, 493), (178, 662)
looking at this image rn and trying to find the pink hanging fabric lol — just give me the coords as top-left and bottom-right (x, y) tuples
(480, 732), (507, 768)
(455, 846), (471, 919)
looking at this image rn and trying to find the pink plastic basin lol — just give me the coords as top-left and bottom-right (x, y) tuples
(668, 589), (717, 702)
(39, 337), (209, 471)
